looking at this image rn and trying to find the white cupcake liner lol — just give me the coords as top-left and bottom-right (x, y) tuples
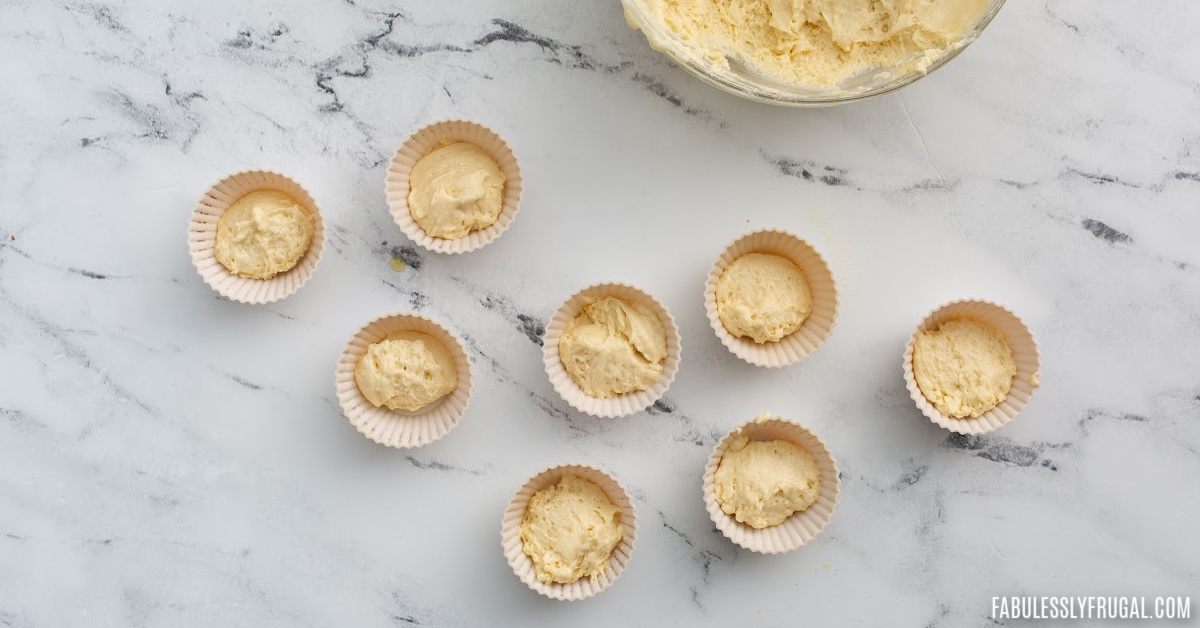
(542, 283), (682, 418)
(704, 230), (838, 367)
(903, 299), (1040, 435)
(385, 120), (522, 254)
(335, 313), (473, 448)
(703, 415), (840, 554)
(501, 464), (637, 601)
(188, 170), (325, 304)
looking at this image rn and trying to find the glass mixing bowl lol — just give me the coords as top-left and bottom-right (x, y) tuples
(620, 0), (1007, 106)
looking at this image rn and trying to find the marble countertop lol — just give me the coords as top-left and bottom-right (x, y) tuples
(2, 0), (1198, 625)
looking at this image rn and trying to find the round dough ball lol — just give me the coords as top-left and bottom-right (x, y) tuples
(407, 142), (506, 240)
(714, 434), (822, 529)
(215, 189), (314, 280)
(557, 296), (666, 398)
(716, 253), (812, 343)
(354, 331), (458, 411)
(520, 475), (624, 584)
(912, 317), (1016, 419)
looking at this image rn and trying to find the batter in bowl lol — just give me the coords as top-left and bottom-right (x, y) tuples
(637, 0), (992, 88)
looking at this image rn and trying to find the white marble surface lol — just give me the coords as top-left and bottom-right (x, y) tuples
(2, 0), (1199, 626)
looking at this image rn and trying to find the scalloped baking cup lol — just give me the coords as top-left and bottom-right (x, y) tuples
(542, 283), (682, 418)
(703, 415), (840, 554)
(335, 313), (473, 448)
(704, 230), (838, 367)
(188, 171), (326, 304)
(501, 464), (637, 601)
(385, 120), (522, 254)
(903, 300), (1040, 435)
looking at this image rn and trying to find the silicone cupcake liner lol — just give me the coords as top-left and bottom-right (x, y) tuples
(188, 170), (325, 304)
(385, 120), (522, 254)
(703, 415), (840, 554)
(542, 283), (682, 418)
(903, 299), (1040, 435)
(501, 464), (637, 601)
(335, 313), (473, 448)
(704, 229), (838, 367)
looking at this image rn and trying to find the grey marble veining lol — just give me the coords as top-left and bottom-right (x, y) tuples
(1, 0), (1198, 626)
